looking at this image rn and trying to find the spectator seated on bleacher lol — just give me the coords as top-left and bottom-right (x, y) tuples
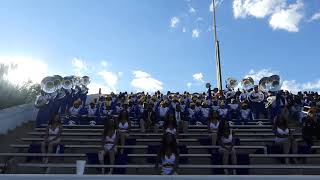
(273, 112), (298, 164)
(41, 114), (62, 163)
(302, 108), (320, 147)
(116, 109), (131, 154)
(156, 133), (179, 175)
(207, 111), (220, 145)
(99, 120), (119, 174)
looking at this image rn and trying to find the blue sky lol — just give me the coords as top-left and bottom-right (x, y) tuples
(0, 0), (319, 94)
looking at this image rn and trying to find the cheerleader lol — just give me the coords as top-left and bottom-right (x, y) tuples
(99, 120), (119, 174)
(156, 133), (179, 175)
(207, 111), (220, 145)
(41, 114), (62, 163)
(117, 110), (131, 154)
(219, 127), (237, 175)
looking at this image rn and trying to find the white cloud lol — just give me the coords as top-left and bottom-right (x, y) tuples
(302, 80), (320, 90)
(309, 11), (320, 22)
(187, 82), (192, 88)
(233, 0), (286, 18)
(87, 82), (113, 95)
(101, 60), (108, 67)
(170, 17), (180, 28)
(97, 71), (119, 92)
(282, 80), (320, 93)
(193, 72), (204, 82)
(269, 1), (304, 32)
(118, 72), (123, 77)
(232, 0), (304, 32)
(189, 7), (196, 14)
(192, 28), (201, 38)
(245, 69), (276, 83)
(182, 27), (187, 33)
(131, 70), (163, 92)
(0, 56), (48, 85)
(72, 58), (87, 76)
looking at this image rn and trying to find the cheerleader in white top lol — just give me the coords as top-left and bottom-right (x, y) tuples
(207, 111), (220, 145)
(273, 113), (298, 164)
(219, 127), (237, 175)
(156, 134), (179, 175)
(41, 115), (62, 163)
(117, 110), (131, 154)
(99, 120), (119, 174)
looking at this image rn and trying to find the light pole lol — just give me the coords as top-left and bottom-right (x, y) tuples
(212, 0), (223, 90)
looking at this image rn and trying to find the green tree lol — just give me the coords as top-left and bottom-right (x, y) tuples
(0, 64), (41, 109)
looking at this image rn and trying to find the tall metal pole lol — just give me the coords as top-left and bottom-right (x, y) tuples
(212, 0), (223, 90)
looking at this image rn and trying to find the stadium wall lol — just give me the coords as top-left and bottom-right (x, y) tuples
(0, 103), (38, 135)
(0, 94), (99, 135)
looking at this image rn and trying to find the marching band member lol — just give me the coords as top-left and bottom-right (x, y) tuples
(201, 101), (211, 124)
(238, 103), (253, 125)
(156, 101), (169, 132)
(248, 86), (264, 119)
(67, 100), (82, 125)
(217, 101), (228, 119)
(227, 99), (240, 120)
(179, 99), (188, 133)
(140, 103), (155, 133)
(211, 100), (220, 111)
(69, 100), (82, 116)
(100, 101), (114, 119)
(239, 89), (248, 103)
(187, 103), (196, 125)
(87, 102), (98, 116)
(302, 108), (320, 147)
(175, 104), (183, 132)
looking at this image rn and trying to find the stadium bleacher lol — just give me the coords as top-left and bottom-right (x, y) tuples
(1, 74), (320, 176)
